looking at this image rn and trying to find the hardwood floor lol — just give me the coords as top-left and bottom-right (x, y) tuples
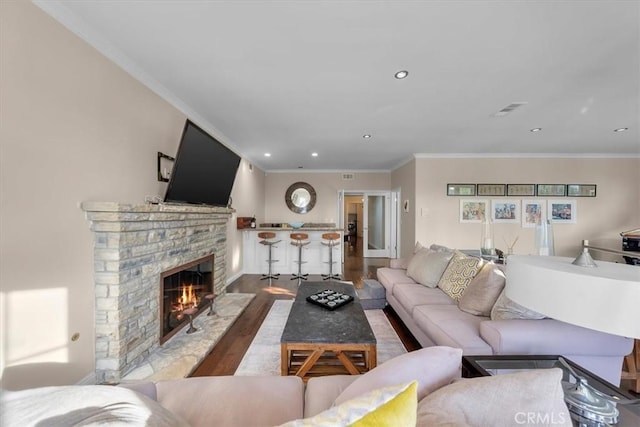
(190, 239), (421, 377)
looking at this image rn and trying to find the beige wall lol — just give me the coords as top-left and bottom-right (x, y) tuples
(0, 2), (253, 389)
(414, 157), (640, 257)
(227, 160), (266, 280)
(264, 172), (391, 225)
(391, 160), (417, 258)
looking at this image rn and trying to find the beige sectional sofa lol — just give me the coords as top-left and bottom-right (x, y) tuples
(2, 347), (574, 427)
(377, 243), (634, 386)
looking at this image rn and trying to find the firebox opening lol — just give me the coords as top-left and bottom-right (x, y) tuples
(160, 254), (214, 344)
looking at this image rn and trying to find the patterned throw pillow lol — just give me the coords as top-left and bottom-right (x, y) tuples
(279, 381), (417, 427)
(437, 251), (484, 300)
(490, 289), (546, 320)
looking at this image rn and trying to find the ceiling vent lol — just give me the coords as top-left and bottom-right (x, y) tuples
(493, 102), (528, 117)
(342, 173), (355, 180)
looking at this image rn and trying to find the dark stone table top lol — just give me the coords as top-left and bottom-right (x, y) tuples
(281, 282), (376, 344)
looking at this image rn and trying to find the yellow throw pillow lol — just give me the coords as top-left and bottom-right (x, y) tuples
(351, 381), (417, 426)
(279, 381), (417, 427)
(437, 251), (484, 300)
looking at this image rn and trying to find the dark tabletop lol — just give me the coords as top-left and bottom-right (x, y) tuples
(281, 282), (376, 345)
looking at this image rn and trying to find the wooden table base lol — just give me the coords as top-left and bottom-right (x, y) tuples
(621, 339), (640, 393)
(281, 343), (376, 381)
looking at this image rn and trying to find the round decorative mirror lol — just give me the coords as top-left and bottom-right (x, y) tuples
(285, 182), (316, 214)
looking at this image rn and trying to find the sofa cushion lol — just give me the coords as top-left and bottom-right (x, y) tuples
(1, 385), (190, 427)
(437, 250), (484, 300)
(458, 262), (506, 316)
(333, 346), (462, 405)
(393, 284), (455, 315)
(480, 318), (634, 356)
(416, 369), (571, 426)
(376, 267), (417, 294)
(156, 375), (304, 427)
(429, 243), (454, 253)
(304, 375), (358, 418)
(390, 241), (428, 269)
(490, 289), (546, 320)
(282, 381), (417, 427)
(412, 305), (493, 355)
(406, 249), (454, 288)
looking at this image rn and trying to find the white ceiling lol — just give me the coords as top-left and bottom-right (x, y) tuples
(36, 1), (639, 172)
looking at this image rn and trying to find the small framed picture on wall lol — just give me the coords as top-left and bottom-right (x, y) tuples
(460, 199), (488, 223)
(477, 184), (506, 197)
(521, 199), (545, 228)
(507, 184), (536, 197)
(491, 200), (520, 223)
(537, 184), (566, 197)
(548, 199), (577, 223)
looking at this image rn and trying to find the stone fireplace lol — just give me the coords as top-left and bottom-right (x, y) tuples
(82, 202), (233, 383)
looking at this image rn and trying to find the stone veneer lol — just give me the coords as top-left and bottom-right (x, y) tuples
(82, 201), (233, 383)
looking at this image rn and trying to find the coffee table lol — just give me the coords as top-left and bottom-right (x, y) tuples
(281, 282), (377, 381)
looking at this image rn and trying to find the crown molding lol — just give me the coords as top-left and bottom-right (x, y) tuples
(413, 153), (640, 159)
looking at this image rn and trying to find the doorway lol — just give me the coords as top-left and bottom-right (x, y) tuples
(340, 190), (399, 259)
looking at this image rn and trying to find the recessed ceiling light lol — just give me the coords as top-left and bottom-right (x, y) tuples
(394, 70), (408, 79)
(614, 127), (628, 132)
(264, 153), (271, 157)
(311, 152), (318, 157)
(530, 128), (542, 132)
(363, 134), (372, 139)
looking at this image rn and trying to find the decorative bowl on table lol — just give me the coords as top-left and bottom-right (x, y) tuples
(288, 222), (305, 229)
(307, 289), (354, 310)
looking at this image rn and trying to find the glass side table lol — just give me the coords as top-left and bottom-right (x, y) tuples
(462, 355), (640, 426)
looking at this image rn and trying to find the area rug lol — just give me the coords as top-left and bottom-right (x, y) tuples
(234, 300), (407, 376)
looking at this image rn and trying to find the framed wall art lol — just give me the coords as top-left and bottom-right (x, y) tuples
(491, 200), (520, 223)
(548, 199), (577, 223)
(507, 184), (536, 197)
(460, 199), (488, 223)
(477, 184), (506, 197)
(536, 184), (566, 197)
(567, 184), (596, 197)
(447, 183), (476, 196)
(521, 199), (545, 228)
(157, 151), (175, 182)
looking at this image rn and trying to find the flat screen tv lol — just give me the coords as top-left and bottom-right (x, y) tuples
(164, 120), (241, 207)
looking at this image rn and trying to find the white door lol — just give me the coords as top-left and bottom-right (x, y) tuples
(363, 192), (391, 258)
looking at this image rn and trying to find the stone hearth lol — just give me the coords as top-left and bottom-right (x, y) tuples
(82, 202), (233, 383)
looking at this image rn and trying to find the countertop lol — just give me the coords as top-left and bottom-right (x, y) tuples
(249, 227), (343, 232)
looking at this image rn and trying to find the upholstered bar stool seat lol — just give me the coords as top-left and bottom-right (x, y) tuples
(258, 231), (281, 281)
(290, 232), (310, 285)
(321, 232), (342, 280)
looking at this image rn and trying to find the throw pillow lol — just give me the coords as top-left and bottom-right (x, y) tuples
(416, 368), (572, 426)
(391, 241), (427, 269)
(437, 251), (484, 300)
(279, 381), (417, 427)
(490, 289), (546, 320)
(406, 249), (454, 288)
(333, 346), (462, 405)
(1, 385), (191, 427)
(458, 262), (506, 316)
(429, 243), (454, 253)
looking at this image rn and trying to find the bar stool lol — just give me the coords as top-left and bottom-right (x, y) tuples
(258, 232), (281, 281)
(290, 232), (310, 285)
(321, 232), (342, 280)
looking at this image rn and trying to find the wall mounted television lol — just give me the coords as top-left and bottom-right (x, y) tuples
(164, 120), (241, 207)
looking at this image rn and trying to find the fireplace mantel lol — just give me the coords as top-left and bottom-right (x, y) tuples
(82, 201), (233, 383)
